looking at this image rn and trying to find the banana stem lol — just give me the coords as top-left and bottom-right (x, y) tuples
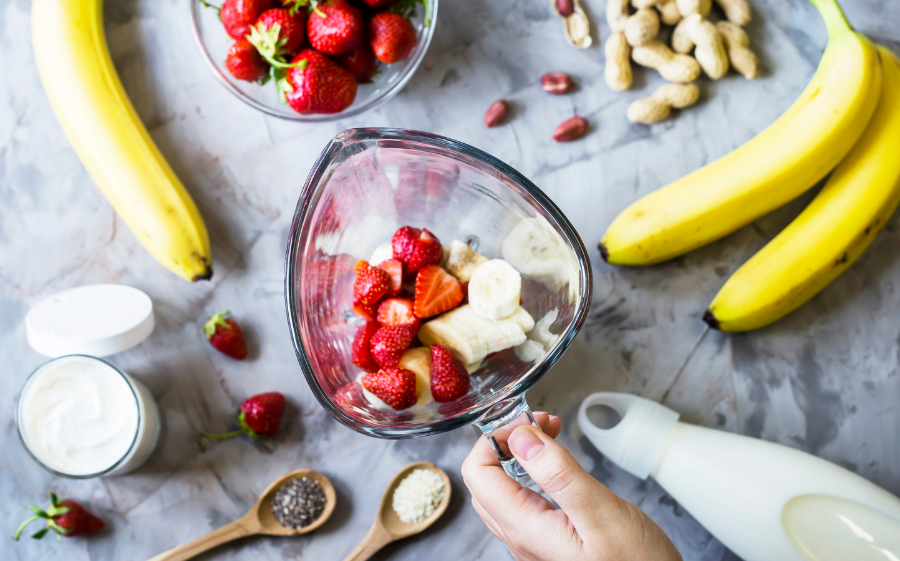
(809, 0), (853, 40)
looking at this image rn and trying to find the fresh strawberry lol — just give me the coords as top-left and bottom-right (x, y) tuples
(414, 264), (463, 318)
(361, 367), (418, 409)
(407, 228), (442, 274)
(12, 493), (103, 541)
(369, 11), (417, 64)
(392, 226), (421, 265)
(353, 301), (378, 322)
(249, 7), (308, 58)
(307, 0), (363, 56)
(353, 260), (391, 305)
(283, 49), (358, 114)
(204, 311), (248, 360)
(221, 0), (275, 40)
(352, 321), (380, 371)
(200, 392), (286, 446)
(377, 258), (403, 296)
(370, 324), (417, 368)
(430, 344), (470, 402)
(336, 41), (377, 83)
(377, 297), (421, 329)
(225, 39), (270, 82)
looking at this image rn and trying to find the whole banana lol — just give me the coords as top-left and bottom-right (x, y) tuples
(599, 0), (881, 266)
(706, 46), (900, 332)
(32, 0), (212, 282)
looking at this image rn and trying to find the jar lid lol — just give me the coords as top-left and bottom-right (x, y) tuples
(25, 285), (155, 358)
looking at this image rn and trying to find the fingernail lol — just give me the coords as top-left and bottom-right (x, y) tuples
(509, 427), (544, 461)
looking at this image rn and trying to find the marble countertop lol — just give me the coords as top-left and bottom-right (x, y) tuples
(2, 0), (899, 559)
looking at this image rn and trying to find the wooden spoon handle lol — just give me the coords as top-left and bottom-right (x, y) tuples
(146, 517), (257, 561)
(342, 523), (394, 561)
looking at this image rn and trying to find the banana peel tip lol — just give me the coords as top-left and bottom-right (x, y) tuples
(597, 242), (610, 263)
(702, 310), (720, 330)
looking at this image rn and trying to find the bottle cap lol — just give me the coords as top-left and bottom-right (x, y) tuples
(25, 284), (155, 358)
(578, 392), (680, 480)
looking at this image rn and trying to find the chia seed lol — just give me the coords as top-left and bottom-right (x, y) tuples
(271, 477), (327, 529)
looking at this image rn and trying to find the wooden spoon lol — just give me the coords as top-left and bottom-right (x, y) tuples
(147, 469), (336, 561)
(343, 461), (452, 561)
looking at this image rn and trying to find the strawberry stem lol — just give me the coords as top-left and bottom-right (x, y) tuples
(199, 0), (221, 14)
(11, 515), (41, 541)
(197, 429), (245, 449)
(203, 311), (231, 339)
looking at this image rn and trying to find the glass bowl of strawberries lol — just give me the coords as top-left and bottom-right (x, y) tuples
(190, 0), (438, 120)
(285, 128), (592, 480)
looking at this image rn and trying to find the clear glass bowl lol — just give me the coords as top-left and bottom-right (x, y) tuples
(189, 0), (438, 121)
(285, 128), (592, 477)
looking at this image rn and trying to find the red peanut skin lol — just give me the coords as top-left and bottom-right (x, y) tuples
(557, 0), (575, 16)
(552, 116), (588, 142)
(484, 100), (510, 128)
(541, 72), (573, 94)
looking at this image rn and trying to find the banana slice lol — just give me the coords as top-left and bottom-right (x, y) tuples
(530, 309), (559, 348)
(468, 259), (522, 320)
(369, 242), (394, 265)
(465, 359), (484, 374)
(502, 217), (579, 298)
(417, 304), (531, 365)
(502, 218), (568, 277)
(515, 340), (546, 362)
(505, 306), (535, 333)
(444, 240), (489, 282)
(398, 347), (433, 407)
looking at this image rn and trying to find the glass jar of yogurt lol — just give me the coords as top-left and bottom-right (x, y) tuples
(16, 355), (161, 478)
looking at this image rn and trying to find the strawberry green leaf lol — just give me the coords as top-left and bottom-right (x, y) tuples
(203, 311), (232, 339)
(31, 529), (49, 540)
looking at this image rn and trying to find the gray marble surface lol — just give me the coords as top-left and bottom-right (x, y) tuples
(2, 0), (900, 559)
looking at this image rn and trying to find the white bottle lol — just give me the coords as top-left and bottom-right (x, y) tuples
(578, 393), (900, 561)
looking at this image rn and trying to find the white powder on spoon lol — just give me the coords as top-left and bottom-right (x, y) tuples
(391, 468), (446, 524)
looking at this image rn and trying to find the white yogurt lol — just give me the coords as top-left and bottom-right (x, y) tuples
(17, 355), (160, 477)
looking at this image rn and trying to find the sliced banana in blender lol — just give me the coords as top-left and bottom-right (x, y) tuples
(398, 347), (433, 407)
(468, 259), (522, 320)
(417, 304), (533, 365)
(444, 240), (489, 282)
(369, 242), (394, 265)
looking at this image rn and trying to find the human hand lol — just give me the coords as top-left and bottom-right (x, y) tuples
(461, 413), (681, 561)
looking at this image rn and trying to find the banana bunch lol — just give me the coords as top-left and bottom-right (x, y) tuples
(32, 0), (212, 282)
(600, 0), (900, 331)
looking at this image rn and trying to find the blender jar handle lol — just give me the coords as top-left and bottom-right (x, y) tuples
(474, 394), (543, 484)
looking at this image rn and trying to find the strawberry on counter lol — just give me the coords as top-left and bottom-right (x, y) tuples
(204, 311), (249, 360)
(199, 392), (286, 446)
(12, 493), (104, 541)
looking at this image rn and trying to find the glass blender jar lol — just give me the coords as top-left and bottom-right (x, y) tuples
(285, 128), (592, 480)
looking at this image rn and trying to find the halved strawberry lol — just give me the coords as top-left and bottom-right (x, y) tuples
(430, 344), (470, 402)
(352, 321), (380, 372)
(414, 265), (463, 319)
(370, 324), (417, 368)
(377, 258), (403, 296)
(353, 301), (377, 322)
(353, 260), (391, 305)
(407, 228), (442, 274)
(392, 226), (421, 265)
(377, 297), (420, 329)
(361, 367), (417, 409)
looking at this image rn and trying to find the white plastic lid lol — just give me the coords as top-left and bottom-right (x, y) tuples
(25, 285), (155, 358)
(578, 393), (680, 480)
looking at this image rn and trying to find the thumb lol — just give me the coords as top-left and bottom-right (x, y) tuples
(508, 425), (629, 536)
